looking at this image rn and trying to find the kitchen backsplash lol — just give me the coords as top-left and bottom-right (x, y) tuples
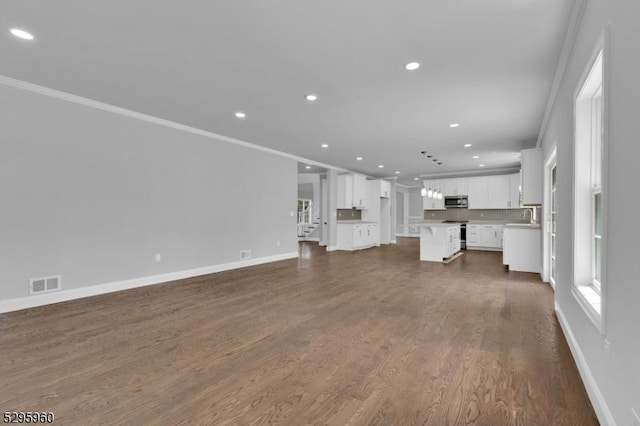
(423, 207), (541, 223)
(337, 209), (362, 220)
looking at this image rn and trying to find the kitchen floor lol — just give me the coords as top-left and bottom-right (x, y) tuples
(0, 238), (597, 425)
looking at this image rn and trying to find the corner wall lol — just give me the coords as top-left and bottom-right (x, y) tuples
(539, 0), (640, 424)
(0, 81), (298, 309)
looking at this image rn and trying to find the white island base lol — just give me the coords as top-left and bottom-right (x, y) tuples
(420, 224), (461, 263)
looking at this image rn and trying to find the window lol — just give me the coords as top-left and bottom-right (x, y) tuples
(297, 199), (312, 224)
(573, 47), (606, 329)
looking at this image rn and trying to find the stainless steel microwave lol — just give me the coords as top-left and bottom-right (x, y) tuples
(444, 196), (468, 208)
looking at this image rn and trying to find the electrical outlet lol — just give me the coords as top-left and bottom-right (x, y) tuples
(240, 250), (252, 260)
(290, 211), (294, 217)
(155, 253), (162, 263)
(632, 408), (640, 426)
(276, 240), (281, 247)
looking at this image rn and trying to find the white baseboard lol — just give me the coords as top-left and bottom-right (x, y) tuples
(326, 246), (339, 252)
(555, 303), (616, 426)
(0, 252), (299, 314)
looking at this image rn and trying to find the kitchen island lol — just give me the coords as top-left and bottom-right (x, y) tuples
(419, 223), (461, 262)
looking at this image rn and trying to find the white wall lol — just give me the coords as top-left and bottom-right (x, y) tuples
(539, 1), (640, 424)
(408, 187), (423, 218)
(395, 185), (410, 236)
(0, 82), (298, 305)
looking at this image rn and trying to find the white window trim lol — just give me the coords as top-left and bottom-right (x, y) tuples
(572, 27), (609, 334)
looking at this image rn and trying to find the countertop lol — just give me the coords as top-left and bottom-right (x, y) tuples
(417, 222), (461, 228)
(504, 223), (542, 229)
(336, 220), (378, 224)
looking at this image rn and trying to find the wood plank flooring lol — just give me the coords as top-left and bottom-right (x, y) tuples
(0, 238), (598, 425)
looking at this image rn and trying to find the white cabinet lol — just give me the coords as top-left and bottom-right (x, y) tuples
(468, 176), (489, 209)
(352, 224), (363, 247)
(337, 173), (368, 209)
(444, 178), (469, 196)
(467, 224), (503, 250)
(467, 174), (519, 209)
(379, 180), (391, 198)
(420, 224), (460, 262)
(467, 225), (481, 246)
(337, 222), (378, 250)
(457, 178), (469, 196)
(422, 179), (445, 210)
(352, 173), (368, 209)
(447, 226), (461, 256)
(337, 174), (354, 209)
(508, 172), (521, 208)
(521, 149), (542, 205)
(487, 175), (510, 209)
(503, 226), (541, 272)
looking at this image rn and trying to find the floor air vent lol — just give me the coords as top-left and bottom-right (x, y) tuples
(30, 276), (61, 295)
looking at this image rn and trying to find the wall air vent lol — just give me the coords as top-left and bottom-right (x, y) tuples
(30, 275), (61, 295)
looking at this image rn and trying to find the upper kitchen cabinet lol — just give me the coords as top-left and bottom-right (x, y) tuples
(422, 180), (445, 210)
(444, 178), (469, 196)
(379, 180), (391, 198)
(337, 173), (369, 209)
(337, 174), (354, 209)
(508, 172), (521, 208)
(487, 175), (510, 208)
(352, 173), (368, 208)
(468, 176), (489, 209)
(521, 149), (542, 205)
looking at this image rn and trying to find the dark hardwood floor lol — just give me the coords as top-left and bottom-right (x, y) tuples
(0, 238), (598, 425)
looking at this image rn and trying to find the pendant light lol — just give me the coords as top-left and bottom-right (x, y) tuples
(437, 161), (444, 199)
(421, 187), (427, 197)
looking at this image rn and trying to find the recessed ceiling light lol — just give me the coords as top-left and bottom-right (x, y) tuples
(378, 165), (384, 168)
(473, 155), (479, 159)
(464, 144), (472, 148)
(235, 111), (246, 119)
(321, 144), (329, 148)
(405, 62), (420, 71)
(356, 157), (363, 161)
(305, 165), (311, 169)
(395, 171), (400, 174)
(414, 177), (419, 181)
(10, 28), (34, 40)
(449, 123), (460, 128)
(479, 164), (485, 167)
(305, 94), (318, 101)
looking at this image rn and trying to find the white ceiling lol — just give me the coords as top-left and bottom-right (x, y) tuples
(1, 1), (575, 185)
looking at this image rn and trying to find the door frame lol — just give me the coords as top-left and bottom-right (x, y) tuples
(542, 144), (557, 287)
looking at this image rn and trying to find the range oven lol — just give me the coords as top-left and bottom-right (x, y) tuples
(444, 196), (468, 209)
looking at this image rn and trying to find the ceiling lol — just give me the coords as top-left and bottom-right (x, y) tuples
(1, 1), (575, 185)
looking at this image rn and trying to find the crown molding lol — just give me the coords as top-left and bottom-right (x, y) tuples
(0, 74), (351, 173)
(536, 0), (589, 148)
(419, 166), (520, 180)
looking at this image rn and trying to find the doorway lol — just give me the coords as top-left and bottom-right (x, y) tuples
(543, 146), (557, 288)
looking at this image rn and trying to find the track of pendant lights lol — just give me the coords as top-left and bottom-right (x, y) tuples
(420, 151), (444, 199)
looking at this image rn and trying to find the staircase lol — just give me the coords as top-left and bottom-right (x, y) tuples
(298, 223), (321, 241)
